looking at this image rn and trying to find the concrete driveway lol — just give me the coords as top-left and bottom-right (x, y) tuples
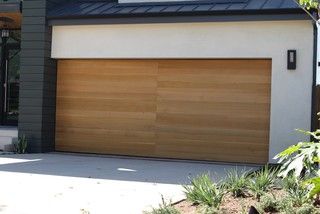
(0, 153), (259, 214)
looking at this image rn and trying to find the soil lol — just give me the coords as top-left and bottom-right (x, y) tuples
(173, 189), (288, 214)
(174, 196), (258, 214)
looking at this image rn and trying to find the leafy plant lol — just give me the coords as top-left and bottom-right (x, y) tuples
(258, 194), (280, 213)
(224, 168), (249, 197)
(304, 177), (320, 199)
(143, 196), (180, 214)
(280, 174), (311, 206)
(299, 0), (318, 9)
(239, 201), (249, 214)
(259, 192), (315, 214)
(248, 167), (277, 199)
(274, 128), (320, 178)
(287, 187), (311, 207)
(278, 196), (295, 214)
(183, 173), (224, 208)
(274, 114), (320, 201)
(13, 135), (28, 154)
(197, 205), (220, 214)
(281, 174), (300, 192)
(296, 204), (316, 214)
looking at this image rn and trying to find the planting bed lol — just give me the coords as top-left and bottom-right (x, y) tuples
(174, 189), (320, 214)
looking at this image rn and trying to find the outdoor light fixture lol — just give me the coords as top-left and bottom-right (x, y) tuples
(0, 17), (15, 30)
(287, 50), (297, 70)
(1, 29), (9, 39)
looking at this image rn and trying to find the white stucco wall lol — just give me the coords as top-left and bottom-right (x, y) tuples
(51, 20), (314, 163)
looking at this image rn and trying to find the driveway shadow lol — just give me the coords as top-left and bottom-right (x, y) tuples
(0, 153), (259, 185)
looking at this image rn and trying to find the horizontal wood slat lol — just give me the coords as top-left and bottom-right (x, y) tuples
(56, 59), (271, 164)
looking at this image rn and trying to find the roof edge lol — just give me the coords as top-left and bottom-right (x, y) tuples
(47, 7), (306, 20)
(0, 2), (21, 13)
(48, 13), (311, 26)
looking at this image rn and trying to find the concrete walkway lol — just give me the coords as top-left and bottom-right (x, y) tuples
(0, 153), (259, 214)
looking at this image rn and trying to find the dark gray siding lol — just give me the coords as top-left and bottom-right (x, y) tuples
(19, 0), (66, 152)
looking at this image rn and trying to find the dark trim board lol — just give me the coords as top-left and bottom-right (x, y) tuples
(315, 85), (320, 130)
(312, 23), (318, 131)
(119, 0), (249, 6)
(0, 2), (21, 13)
(49, 13), (310, 26)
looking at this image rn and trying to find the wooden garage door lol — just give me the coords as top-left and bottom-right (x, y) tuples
(56, 59), (271, 164)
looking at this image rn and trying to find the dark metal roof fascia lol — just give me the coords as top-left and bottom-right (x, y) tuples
(48, 12), (310, 26)
(0, 2), (21, 13)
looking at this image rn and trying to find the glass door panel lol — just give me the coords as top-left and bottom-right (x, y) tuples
(4, 45), (20, 125)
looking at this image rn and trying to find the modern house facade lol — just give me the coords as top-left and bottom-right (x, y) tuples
(0, 0), (319, 164)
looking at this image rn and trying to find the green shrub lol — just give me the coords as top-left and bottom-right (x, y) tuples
(278, 174), (310, 207)
(286, 187), (311, 207)
(224, 168), (249, 197)
(296, 204), (316, 214)
(13, 135), (28, 154)
(278, 196), (295, 214)
(281, 174), (300, 192)
(197, 205), (221, 214)
(249, 167), (277, 199)
(183, 174), (224, 208)
(278, 194), (314, 214)
(143, 196), (180, 214)
(258, 194), (280, 213)
(239, 201), (250, 214)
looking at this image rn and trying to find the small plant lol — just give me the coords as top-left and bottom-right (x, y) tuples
(287, 186), (311, 207)
(239, 201), (250, 214)
(143, 196), (180, 214)
(183, 173), (224, 208)
(13, 135), (28, 154)
(197, 205), (220, 214)
(278, 196), (295, 214)
(80, 209), (90, 214)
(224, 168), (249, 198)
(281, 174), (300, 192)
(249, 167), (277, 199)
(279, 174), (311, 207)
(296, 204), (316, 214)
(258, 194), (280, 213)
(258, 193), (317, 214)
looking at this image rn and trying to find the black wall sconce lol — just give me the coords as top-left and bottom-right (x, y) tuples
(287, 50), (297, 70)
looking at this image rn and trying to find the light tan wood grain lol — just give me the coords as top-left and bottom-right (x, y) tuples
(56, 59), (271, 164)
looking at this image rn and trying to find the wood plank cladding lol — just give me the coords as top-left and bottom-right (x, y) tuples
(20, 0), (67, 152)
(56, 59), (271, 164)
